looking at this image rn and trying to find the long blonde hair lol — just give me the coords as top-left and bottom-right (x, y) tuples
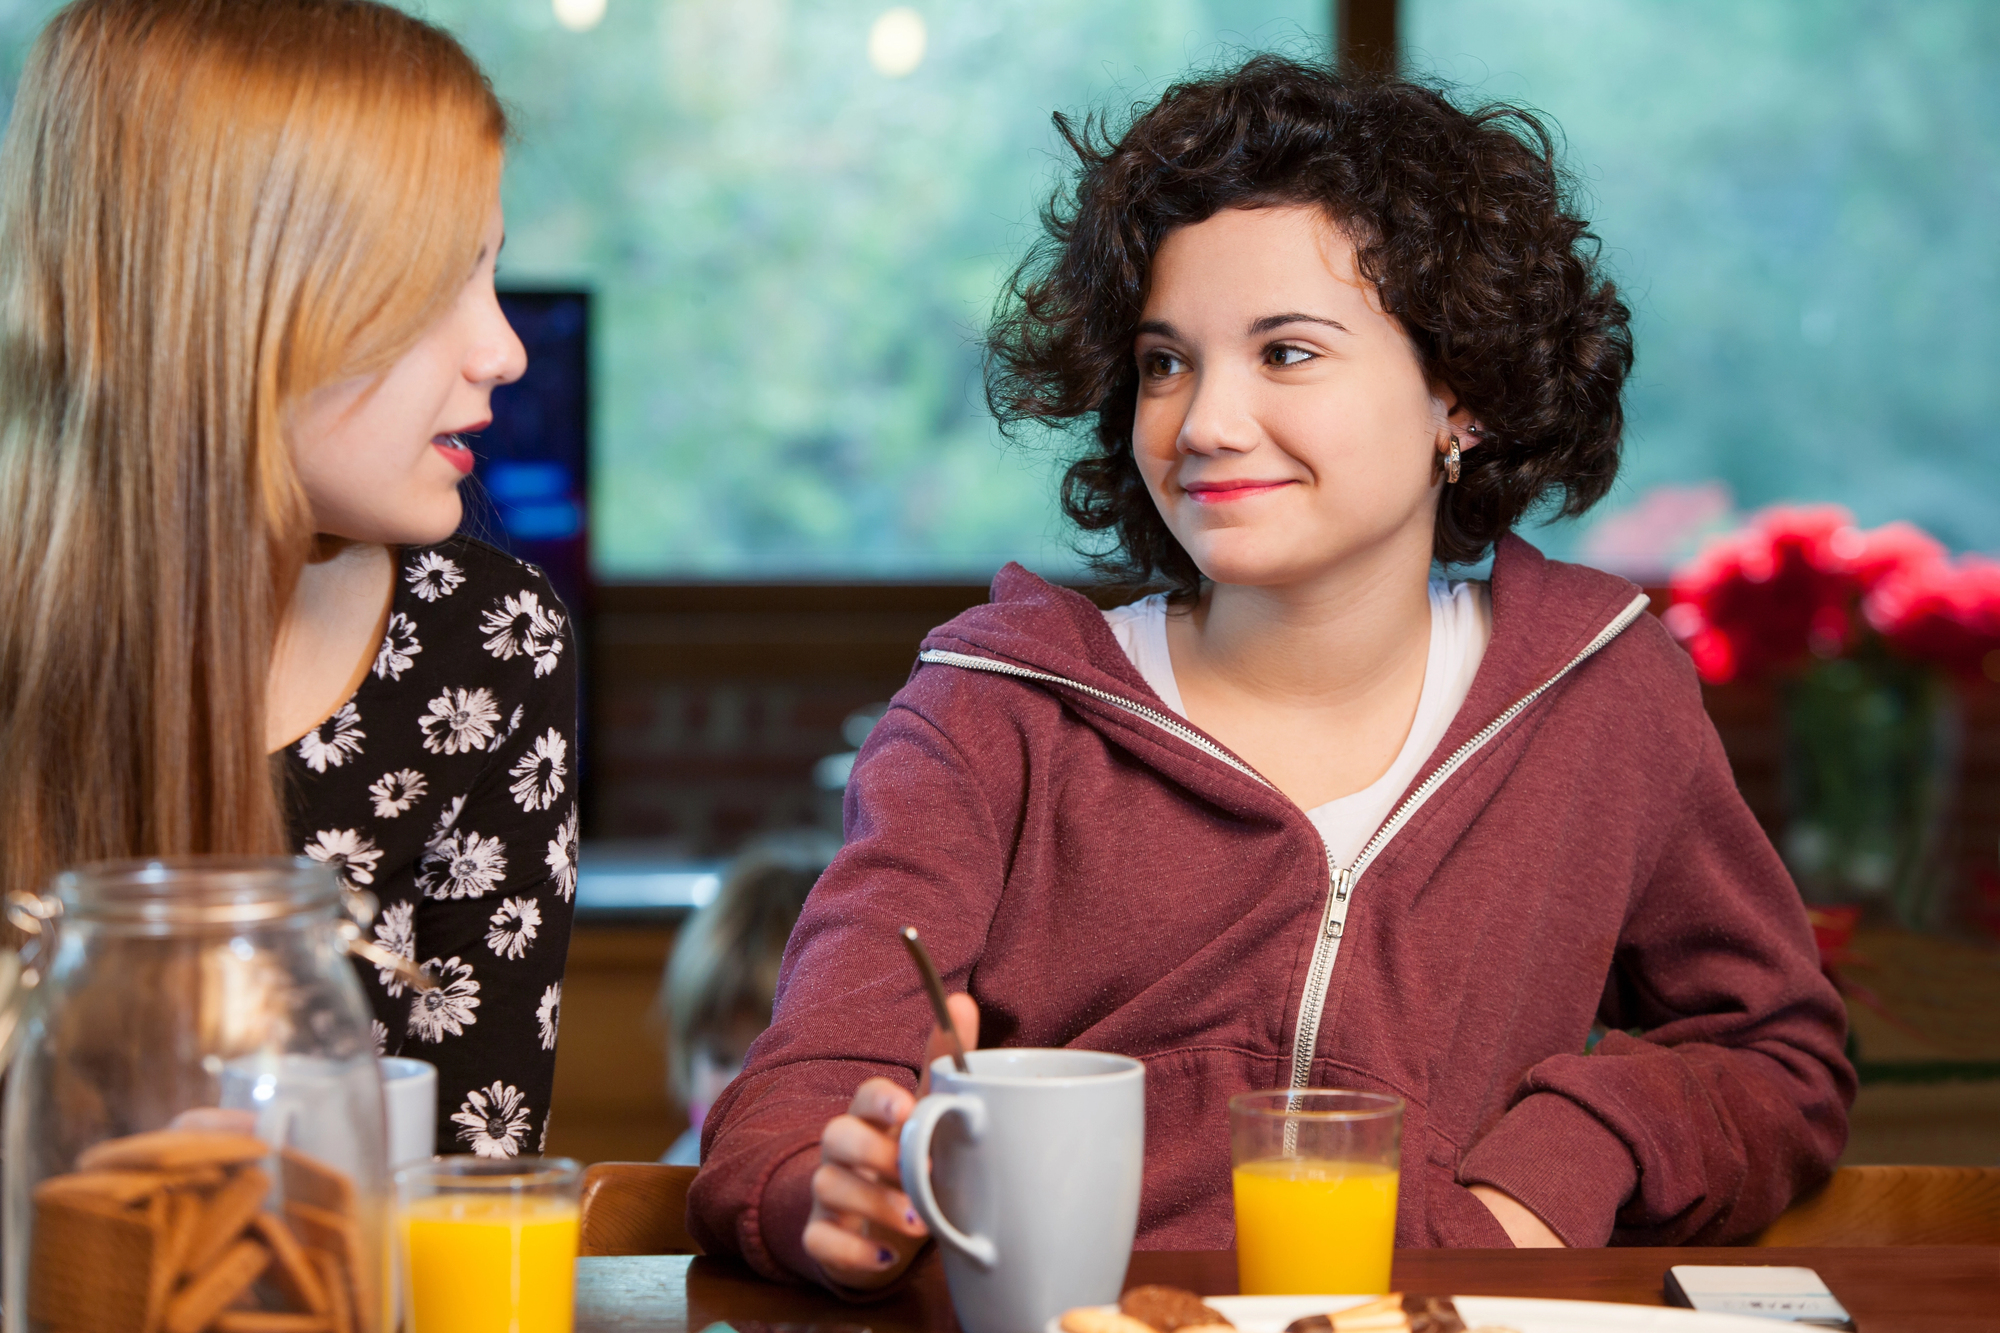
(0, 0), (507, 895)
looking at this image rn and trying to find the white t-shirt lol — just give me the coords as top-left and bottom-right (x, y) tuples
(1101, 581), (1492, 868)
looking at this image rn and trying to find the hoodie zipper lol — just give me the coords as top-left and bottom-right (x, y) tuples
(917, 589), (1653, 1092)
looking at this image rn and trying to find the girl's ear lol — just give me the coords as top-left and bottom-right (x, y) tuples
(1430, 384), (1483, 454)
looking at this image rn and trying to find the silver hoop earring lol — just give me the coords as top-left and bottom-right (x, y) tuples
(1442, 434), (1462, 485)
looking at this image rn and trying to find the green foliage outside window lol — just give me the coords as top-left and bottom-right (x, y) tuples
(1406, 0), (2000, 570)
(10, 2), (1991, 577)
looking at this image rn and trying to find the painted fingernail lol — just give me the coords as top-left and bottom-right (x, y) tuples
(905, 1209), (920, 1227)
(877, 1246), (895, 1265)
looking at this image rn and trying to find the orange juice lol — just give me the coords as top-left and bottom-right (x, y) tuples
(401, 1194), (580, 1333)
(1232, 1158), (1399, 1294)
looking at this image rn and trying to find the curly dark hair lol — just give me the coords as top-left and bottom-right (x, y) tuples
(986, 55), (1634, 595)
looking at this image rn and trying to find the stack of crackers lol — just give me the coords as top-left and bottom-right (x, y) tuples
(28, 1128), (374, 1333)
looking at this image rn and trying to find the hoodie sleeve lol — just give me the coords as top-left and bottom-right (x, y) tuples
(1457, 714), (1855, 1247)
(686, 701), (1012, 1287)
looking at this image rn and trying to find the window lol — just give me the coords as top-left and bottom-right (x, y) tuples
(1404, 1), (2000, 575)
(1, 2), (1329, 578)
(468, 0), (1328, 577)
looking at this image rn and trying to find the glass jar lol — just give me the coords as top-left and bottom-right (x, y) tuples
(1, 858), (409, 1333)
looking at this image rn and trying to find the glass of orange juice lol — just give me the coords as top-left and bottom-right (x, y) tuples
(395, 1155), (583, 1333)
(1229, 1090), (1403, 1295)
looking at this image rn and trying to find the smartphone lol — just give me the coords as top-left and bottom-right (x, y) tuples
(1664, 1265), (1855, 1329)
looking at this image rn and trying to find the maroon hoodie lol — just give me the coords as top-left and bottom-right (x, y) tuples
(689, 537), (1853, 1282)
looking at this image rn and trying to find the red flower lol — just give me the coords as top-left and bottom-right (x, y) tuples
(1667, 505), (1865, 684)
(1668, 504), (2000, 684)
(1865, 554), (2000, 682)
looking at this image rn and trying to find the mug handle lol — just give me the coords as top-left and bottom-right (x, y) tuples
(897, 1092), (998, 1269)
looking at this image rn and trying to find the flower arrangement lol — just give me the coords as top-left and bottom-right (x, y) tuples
(1664, 504), (2000, 686)
(1664, 505), (2000, 927)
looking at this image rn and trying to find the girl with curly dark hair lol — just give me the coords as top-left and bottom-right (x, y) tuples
(692, 56), (1851, 1286)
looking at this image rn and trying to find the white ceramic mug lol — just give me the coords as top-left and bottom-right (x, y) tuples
(379, 1056), (437, 1168)
(899, 1049), (1145, 1333)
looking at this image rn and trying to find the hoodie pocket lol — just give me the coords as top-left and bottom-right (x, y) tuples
(1422, 1138), (1514, 1247)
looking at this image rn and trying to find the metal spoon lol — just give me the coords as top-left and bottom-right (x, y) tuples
(900, 926), (969, 1074)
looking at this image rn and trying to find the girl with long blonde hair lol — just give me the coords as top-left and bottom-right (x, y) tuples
(0, 0), (579, 1158)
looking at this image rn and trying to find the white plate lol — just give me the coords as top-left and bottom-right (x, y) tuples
(1047, 1294), (1792, 1333)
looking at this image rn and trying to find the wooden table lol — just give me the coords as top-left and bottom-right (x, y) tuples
(577, 1247), (1999, 1333)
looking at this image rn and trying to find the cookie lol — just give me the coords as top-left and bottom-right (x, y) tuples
(80, 1131), (269, 1174)
(1121, 1286), (1233, 1333)
(181, 1166), (272, 1277)
(1283, 1296), (1469, 1333)
(1061, 1310), (1157, 1333)
(210, 1314), (337, 1332)
(280, 1149), (355, 1217)
(286, 1201), (372, 1331)
(252, 1210), (330, 1314)
(310, 1247), (355, 1333)
(35, 1171), (173, 1208)
(30, 1190), (162, 1333)
(162, 1237), (270, 1333)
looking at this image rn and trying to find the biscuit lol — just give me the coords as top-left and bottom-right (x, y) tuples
(79, 1131), (269, 1174)
(1062, 1310), (1158, 1333)
(1121, 1286), (1233, 1333)
(1282, 1296), (1469, 1333)
(210, 1314), (336, 1332)
(30, 1191), (161, 1333)
(181, 1166), (272, 1277)
(279, 1149), (355, 1217)
(162, 1237), (270, 1333)
(286, 1202), (372, 1332)
(252, 1211), (330, 1314)
(35, 1171), (173, 1208)
(310, 1247), (355, 1333)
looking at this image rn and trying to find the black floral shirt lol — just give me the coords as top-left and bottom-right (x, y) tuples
(281, 536), (579, 1160)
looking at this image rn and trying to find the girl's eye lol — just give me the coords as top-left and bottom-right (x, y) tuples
(1141, 350), (1185, 378)
(1268, 344), (1315, 368)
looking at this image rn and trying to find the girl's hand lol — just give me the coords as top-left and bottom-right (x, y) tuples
(803, 994), (979, 1288)
(1468, 1184), (1566, 1247)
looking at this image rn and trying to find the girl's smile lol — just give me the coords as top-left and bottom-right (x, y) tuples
(1183, 478), (1298, 503)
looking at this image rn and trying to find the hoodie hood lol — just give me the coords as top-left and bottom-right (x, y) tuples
(920, 533), (1649, 811)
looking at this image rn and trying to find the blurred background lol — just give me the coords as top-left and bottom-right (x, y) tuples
(3, 0), (1995, 1168)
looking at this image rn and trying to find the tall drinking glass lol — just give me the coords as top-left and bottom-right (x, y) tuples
(395, 1156), (581, 1333)
(1229, 1090), (1403, 1295)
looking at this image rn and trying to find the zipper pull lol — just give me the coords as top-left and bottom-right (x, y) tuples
(1320, 867), (1352, 938)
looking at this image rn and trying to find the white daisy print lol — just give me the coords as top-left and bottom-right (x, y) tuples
(545, 805), (579, 902)
(419, 829), (508, 899)
(480, 591), (553, 663)
(407, 956), (480, 1042)
(406, 551), (465, 602)
(296, 703), (365, 773)
(486, 896), (542, 960)
(451, 1081), (531, 1159)
(427, 794), (467, 849)
(373, 613), (422, 680)
(304, 827), (382, 887)
(419, 686), (500, 755)
(369, 1020), (389, 1057)
(536, 982), (561, 1052)
(527, 605), (566, 679)
(372, 900), (417, 997)
(368, 768), (428, 819)
(508, 729), (568, 812)
(502, 704), (525, 744)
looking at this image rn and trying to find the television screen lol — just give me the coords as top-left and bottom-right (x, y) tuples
(464, 290), (590, 621)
